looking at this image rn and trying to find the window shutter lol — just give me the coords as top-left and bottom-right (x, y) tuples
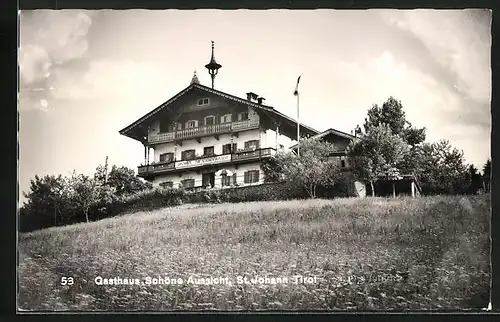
(254, 170), (260, 183)
(233, 173), (237, 185)
(244, 171), (249, 183)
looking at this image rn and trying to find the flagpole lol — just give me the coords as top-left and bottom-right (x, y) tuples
(297, 92), (300, 157)
(294, 75), (301, 157)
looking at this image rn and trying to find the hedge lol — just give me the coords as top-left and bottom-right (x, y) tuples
(20, 179), (357, 232)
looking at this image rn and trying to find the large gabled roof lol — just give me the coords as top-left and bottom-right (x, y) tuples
(289, 128), (359, 150)
(119, 82), (320, 142)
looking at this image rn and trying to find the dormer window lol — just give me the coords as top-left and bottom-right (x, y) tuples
(204, 115), (215, 126)
(197, 98), (210, 106)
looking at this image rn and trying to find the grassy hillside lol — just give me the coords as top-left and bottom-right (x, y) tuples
(18, 195), (490, 311)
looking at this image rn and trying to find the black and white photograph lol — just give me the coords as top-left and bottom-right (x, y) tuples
(18, 9), (491, 311)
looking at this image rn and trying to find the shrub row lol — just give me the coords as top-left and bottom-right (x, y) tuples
(20, 180), (354, 232)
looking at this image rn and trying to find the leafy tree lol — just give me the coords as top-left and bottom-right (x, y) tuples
(22, 174), (69, 226)
(261, 156), (284, 183)
(482, 158), (491, 193)
(274, 138), (341, 198)
(465, 164), (483, 195)
(363, 97), (426, 147)
(107, 165), (151, 196)
(68, 173), (99, 223)
(94, 156), (109, 186)
(417, 140), (469, 195)
(347, 124), (410, 196)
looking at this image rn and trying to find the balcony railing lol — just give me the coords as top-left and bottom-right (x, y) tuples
(231, 147), (274, 161)
(148, 119), (260, 144)
(138, 160), (175, 175)
(137, 147), (275, 177)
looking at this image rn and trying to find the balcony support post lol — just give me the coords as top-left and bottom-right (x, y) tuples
(144, 144), (147, 166)
(275, 122), (280, 151)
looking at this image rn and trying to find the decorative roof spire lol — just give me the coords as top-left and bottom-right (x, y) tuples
(190, 70), (200, 84)
(205, 40), (222, 89)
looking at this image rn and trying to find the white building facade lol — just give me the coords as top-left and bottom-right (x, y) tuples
(119, 79), (318, 191)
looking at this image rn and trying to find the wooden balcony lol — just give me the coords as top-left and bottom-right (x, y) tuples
(137, 147), (276, 178)
(148, 119), (260, 144)
(231, 147), (275, 161)
(137, 161), (175, 176)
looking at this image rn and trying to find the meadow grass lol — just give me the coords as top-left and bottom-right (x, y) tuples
(18, 195), (490, 311)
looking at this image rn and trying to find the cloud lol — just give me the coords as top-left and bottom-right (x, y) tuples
(49, 60), (172, 104)
(380, 9), (491, 105)
(19, 10), (95, 111)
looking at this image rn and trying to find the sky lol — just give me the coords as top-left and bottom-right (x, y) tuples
(18, 9), (492, 201)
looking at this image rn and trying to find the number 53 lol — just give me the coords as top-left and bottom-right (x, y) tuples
(61, 277), (74, 285)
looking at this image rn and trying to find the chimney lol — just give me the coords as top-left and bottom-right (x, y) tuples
(257, 97), (266, 105)
(246, 92), (258, 102)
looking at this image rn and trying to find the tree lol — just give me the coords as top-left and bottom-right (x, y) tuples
(22, 174), (69, 226)
(363, 97), (426, 147)
(107, 165), (151, 196)
(347, 124), (410, 196)
(416, 140), (468, 195)
(274, 138), (341, 198)
(68, 173), (99, 223)
(94, 156), (109, 186)
(465, 164), (483, 195)
(261, 156), (284, 183)
(482, 158), (491, 193)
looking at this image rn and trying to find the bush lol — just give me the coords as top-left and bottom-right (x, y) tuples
(183, 183), (308, 204)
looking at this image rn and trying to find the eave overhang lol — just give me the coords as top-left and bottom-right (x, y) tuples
(119, 82), (320, 143)
(289, 128), (360, 150)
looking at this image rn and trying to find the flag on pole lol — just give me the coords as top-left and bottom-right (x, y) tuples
(293, 75), (301, 96)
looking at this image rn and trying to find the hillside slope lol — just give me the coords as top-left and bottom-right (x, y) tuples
(18, 196), (490, 311)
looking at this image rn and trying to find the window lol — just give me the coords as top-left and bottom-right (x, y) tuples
(244, 170), (260, 184)
(205, 116), (215, 126)
(244, 140), (260, 150)
(186, 120), (197, 129)
(221, 114), (232, 123)
(181, 179), (195, 188)
(159, 152), (174, 163)
(239, 112), (249, 121)
(221, 174), (231, 187)
(222, 173), (237, 186)
(341, 160), (346, 168)
(197, 98), (210, 106)
(222, 143), (237, 154)
(159, 181), (173, 189)
(181, 149), (196, 160)
(204, 146), (214, 156)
